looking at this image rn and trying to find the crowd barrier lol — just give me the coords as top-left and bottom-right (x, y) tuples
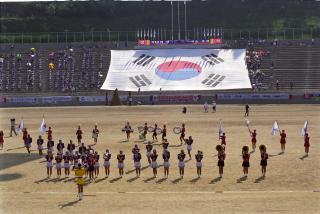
(0, 92), (318, 107)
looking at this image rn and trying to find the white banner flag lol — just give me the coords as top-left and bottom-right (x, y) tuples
(245, 118), (250, 128)
(39, 118), (47, 134)
(271, 121), (280, 135)
(301, 120), (308, 136)
(16, 119), (24, 133)
(101, 49), (251, 91)
(218, 120), (224, 139)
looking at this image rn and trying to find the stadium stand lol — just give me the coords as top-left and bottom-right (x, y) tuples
(0, 41), (319, 94)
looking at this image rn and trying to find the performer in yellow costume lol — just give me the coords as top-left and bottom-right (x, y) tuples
(74, 163), (85, 200)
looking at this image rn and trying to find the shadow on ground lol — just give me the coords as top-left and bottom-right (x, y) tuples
(0, 153), (41, 171)
(0, 173), (23, 182)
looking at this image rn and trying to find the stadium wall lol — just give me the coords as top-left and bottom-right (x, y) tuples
(0, 92), (319, 108)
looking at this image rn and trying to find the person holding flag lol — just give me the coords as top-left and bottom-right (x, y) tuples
(47, 127), (53, 141)
(304, 133), (310, 156)
(271, 121), (286, 152)
(280, 130), (287, 153)
(39, 117), (47, 135)
(0, 130), (4, 150)
(301, 120), (310, 155)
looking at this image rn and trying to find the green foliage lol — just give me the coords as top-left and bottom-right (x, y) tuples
(0, 0), (319, 34)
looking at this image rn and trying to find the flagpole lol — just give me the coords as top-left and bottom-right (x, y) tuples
(184, 0), (187, 40)
(177, 0), (180, 40)
(171, 1), (174, 41)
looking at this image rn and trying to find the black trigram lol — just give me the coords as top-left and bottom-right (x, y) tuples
(201, 73), (226, 87)
(129, 74), (152, 88)
(201, 53), (224, 66)
(133, 54), (156, 67)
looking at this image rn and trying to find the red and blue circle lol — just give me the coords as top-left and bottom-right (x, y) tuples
(155, 61), (202, 81)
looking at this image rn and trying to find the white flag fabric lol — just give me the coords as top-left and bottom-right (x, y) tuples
(16, 119), (24, 133)
(218, 120), (224, 139)
(245, 118), (250, 128)
(271, 121), (280, 135)
(39, 118), (47, 134)
(301, 120), (308, 136)
(101, 49), (252, 91)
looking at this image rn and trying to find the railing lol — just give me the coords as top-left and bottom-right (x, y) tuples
(0, 28), (319, 44)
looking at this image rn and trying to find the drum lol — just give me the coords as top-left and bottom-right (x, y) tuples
(139, 134), (145, 140)
(147, 126), (154, 133)
(122, 128), (134, 133)
(173, 127), (181, 134)
(137, 126), (144, 133)
(155, 128), (162, 135)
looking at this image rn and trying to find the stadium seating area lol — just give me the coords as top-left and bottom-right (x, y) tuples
(0, 42), (319, 94)
(0, 45), (110, 94)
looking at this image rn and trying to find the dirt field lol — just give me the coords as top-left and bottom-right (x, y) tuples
(0, 105), (319, 214)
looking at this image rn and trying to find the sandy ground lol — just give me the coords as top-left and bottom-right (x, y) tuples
(0, 105), (319, 214)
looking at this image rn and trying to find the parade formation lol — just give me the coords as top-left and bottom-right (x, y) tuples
(0, 105), (313, 201)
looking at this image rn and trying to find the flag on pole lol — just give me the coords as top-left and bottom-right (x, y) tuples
(301, 120), (308, 136)
(245, 118), (251, 132)
(245, 118), (250, 128)
(218, 120), (224, 139)
(39, 117), (47, 134)
(16, 118), (24, 133)
(271, 121), (280, 135)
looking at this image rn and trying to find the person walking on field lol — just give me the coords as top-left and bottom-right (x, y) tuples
(244, 104), (250, 117)
(10, 118), (17, 137)
(76, 126), (83, 146)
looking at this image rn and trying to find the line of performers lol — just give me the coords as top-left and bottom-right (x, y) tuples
(43, 140), (274, 183)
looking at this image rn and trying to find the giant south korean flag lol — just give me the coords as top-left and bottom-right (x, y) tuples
(101, 49), (251, 91)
